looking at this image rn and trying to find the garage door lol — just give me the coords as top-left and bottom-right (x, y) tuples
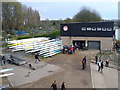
(88, 41), (100, 50)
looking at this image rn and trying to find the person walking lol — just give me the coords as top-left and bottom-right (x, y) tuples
(51, 80), (57, 90)
(101, 61), (104, 73)
(82, 59), (85, 70)
(83, 56), (87, 68)
(105, 58), (109, 67)
(35, 53), (40, 63)
(97, 61), (101, 72)
(0, 55), (3, 66)
(99, 56), (102, 62)
(2, 56), (6, 65)
(95, 55), (98, 64)
(61, 82), (66, 90)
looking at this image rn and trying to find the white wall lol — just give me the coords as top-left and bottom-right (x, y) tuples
(115, 29), (120, 41)
(118, 29), (120, 41)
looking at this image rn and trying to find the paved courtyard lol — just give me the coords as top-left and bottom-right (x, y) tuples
(1, 50), (119, 89)
(16, 50), (96, 88)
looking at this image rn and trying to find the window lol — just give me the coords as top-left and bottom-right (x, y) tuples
(107, 28), (112, 31)
(92, 27), (96, 31)
(82, 27), (86, 31)
(87, 27), (91, 30)
(102, 28), (106, 31)
(97, 28), (101, 31)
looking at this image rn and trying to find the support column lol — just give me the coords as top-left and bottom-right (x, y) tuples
(69, 37), (71, 46)
(85, 40), (88, 48)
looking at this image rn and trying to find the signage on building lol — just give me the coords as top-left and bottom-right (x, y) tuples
(60, 22), (114, 37)
(63, 26), (68, 31)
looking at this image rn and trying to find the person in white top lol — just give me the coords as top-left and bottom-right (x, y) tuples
(97, 61), (101, 72)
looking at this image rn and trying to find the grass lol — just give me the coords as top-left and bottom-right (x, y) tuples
(97, 52), (114, 56)
(96, 51), (120, 56)
(116, 51), (120, 53)
(118, 64), (120, 67)
(0, 42), (7, 48)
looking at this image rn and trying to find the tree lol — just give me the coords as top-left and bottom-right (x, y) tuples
(13, 2), (24, 30)
(2, 2), (13, 30)
(2, 2), (41, 31)
(22, 6), (40, 29)
(64, 18), (72, 23)
(2, 2), (24, 31)
(73, 7), (102, 22)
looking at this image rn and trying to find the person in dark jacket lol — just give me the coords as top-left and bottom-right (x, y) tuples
(51, 80), (57, 90)
(95, 55), (98, 64)
(105, 58), (110, 67)
(63, 45), (66, 54)
(61, 82), (65, 90)
(63, 45), (69, 54)
(35, 53), (40, 63)
(101, 61), (104, 73)
(2, 56), (6, 65)
(83, 56), (87, 68)
(82, 59), (85, 70)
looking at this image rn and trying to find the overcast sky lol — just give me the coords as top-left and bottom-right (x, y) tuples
(18, 0), (119, 20)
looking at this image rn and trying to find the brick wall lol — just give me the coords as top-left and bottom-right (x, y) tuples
(61, 36), (113, 50)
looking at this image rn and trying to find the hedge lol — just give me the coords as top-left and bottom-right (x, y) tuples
(16, 30), (60, 40)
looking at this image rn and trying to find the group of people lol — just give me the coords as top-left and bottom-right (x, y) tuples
(74, 42), (85, 50)
(0, 55), (14, 66)
(81, 55), (110, 72)
(63, 45), (75, 54)
(63, 42), (85, 54)
(51, 81), (65, 90)
(50, 55), (111, 89)
(95, 55), (110, 73)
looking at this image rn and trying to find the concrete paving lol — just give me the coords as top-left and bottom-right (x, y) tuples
(7, 62), (62, 87)
(90, 62), (118, 88)
(1, 50), (119, 88)
(0, 78), (2, 88)
(16, 53), (92, 88)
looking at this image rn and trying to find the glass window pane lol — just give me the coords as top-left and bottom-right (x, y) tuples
(97, 28), (101, 31)
(102, 28), (106, 31)
(92, 27), (96, 31)
(87, 27), (91, 30)
(82, 27), (86, 31)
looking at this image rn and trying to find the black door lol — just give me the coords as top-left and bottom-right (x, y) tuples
(88, 41), (100, 50)
(73, 40), (85, 49)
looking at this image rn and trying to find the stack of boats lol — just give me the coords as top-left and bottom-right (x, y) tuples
(7, 37), (63, 57)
